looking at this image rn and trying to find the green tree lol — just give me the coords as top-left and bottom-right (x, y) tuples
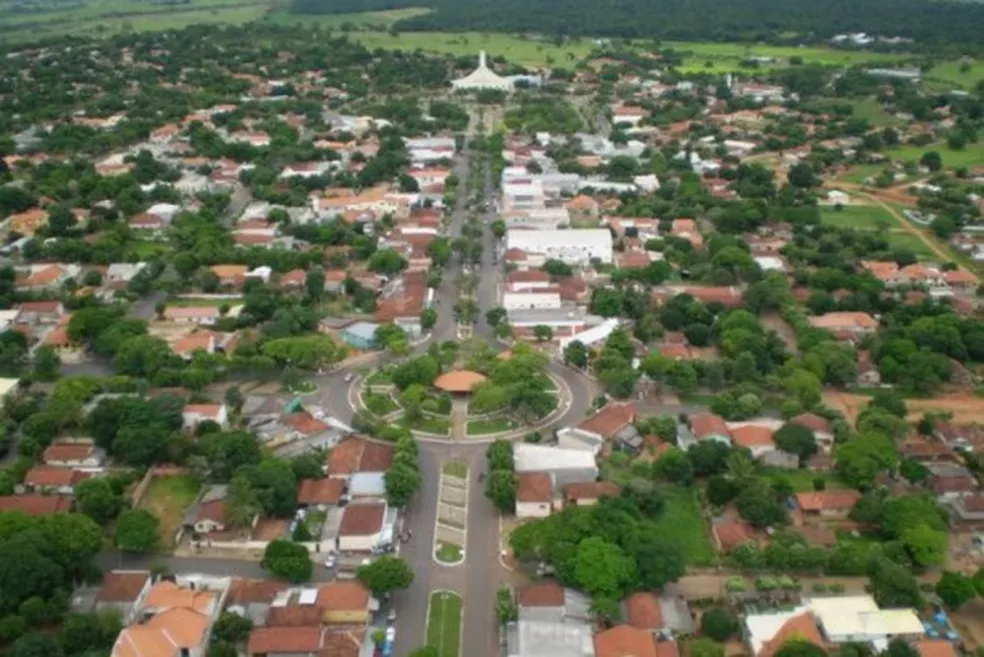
(211, 611), (254, 644)
(10, 632), (63, 657)
(935, 571), (977, 609)
(485, 470), (518, 512)
(868, 559), (921, 608)
(533, 325), (553, 342)
(261, 540), (312, 583)
(75, 478), (123, 524)
(563, 340), (589, 368)
(774, 641), (828, 657)
(774, 423), (818, 464)
(356, 556), (414, 596)
(114, 509), (160, 552)
(495, 586), (517, 625)
(690, 638), (726, 657)
(385, 462), (422, 508)
(573, 537), (636, 598)
(700, 607), (737, 641)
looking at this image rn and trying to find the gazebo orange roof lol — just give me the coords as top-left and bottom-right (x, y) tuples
(433, 370), (487, 393)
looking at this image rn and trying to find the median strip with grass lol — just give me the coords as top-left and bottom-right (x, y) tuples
(426, 591), (463, 657)
(442, 461), (468, 478)
(435, 541), (464, 564)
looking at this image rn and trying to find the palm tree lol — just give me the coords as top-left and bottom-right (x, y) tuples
(726, 450), (757, 482)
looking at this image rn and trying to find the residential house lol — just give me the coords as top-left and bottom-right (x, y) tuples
(745, 610), (825, 657)
(594, 625), (658, 657)
(95, 571), (150, 617)
(21, 466), (89, 495)
(516, 472), (554, 519)
(297, 478), (346, 509)
(563, 481), (620, 507)
(807, 596), (922, 645)
(0, 494), (73, 515)
(950, 493), (984, 527)
(184, 485), (231, 536)
(339, 322), (379, 351)
(182, 403), (230, 430)
(337, 502), (388, 552)
(624, 592), (664, 632)
(795, 490), (861, 519)
(791, 414), (834, 453)
(42, 441), (105, 467)
(729, 424), (777, 458)
(164, 306), (221, 325)
(689, 413), (731, 444)
(16, 300), (65, 325)
(326, 437), (395, 498)
(248, 626), (325, 657)
(807, 312), (878, 340)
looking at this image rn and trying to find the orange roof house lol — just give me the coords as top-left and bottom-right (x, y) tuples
(578, 401), (637, 440)
(594, 625), (658, 657)
(755, 612), (825, 657)
(112, 581), (217, 657)
(795, 490), (861, 515)
(625, 592), (663, 630)
(327, 437), (394, 476)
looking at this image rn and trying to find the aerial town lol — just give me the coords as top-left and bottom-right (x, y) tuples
(0, 13), (984, 657)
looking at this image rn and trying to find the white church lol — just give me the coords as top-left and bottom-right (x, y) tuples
(451, 51), (514, 92)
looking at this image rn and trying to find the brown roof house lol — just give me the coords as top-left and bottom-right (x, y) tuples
(594, 625), (658, 657)
(337, 501), (389, 553)
(746, 611), (825, 657)
(95, 571), (150, 616)
(183, 485), (252, 540)
(516, 472), (554, 519)
(563, 481), (620, 507)
(795, 491), (861, 519)
(0, 493), (73, 515)
(557, 401), (639, 454)
(42, 441), (105, 467)
(112, 578), (223, 657)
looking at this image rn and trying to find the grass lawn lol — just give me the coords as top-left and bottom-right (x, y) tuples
(364, 392), (399, 417)
(835, 164), (886, 185)
(405, 415), (451, 435)
(442, 461), (468, 478)
(466, 418), (516, 435)
(762, 468), (848, 492)
(138, 474), (201, 549)
(435, 541), (463, 563)
(125, 240), (173, 259)
(365, 370), (392, 386)
(652, 486), (717, 567)
(885, 231), (935, 257)
(426, 591), (463, 657)
(885, 143), (984, 170)
(818, 204), (899, 229)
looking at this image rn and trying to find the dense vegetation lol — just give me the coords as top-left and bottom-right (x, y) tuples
(290, 0), (984, 48)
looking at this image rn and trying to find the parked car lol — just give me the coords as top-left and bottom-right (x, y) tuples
(324, 555), (336, 568)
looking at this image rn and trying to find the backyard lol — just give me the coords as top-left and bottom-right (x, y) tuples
(426, 591), (463, 657)
(137, 474), (201, 549)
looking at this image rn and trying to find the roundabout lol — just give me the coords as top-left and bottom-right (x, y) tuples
(348, 342), (574, 444)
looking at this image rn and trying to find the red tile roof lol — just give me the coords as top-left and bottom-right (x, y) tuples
(563, 481), (620, 501)
(795, 490), (861, 512)
(23, 466), (88, 488)
(96, 571), (149, 602)
(327, 437), (394, 475)
(731, 425), (775, 449)
(516, 472), (553, 503)
(578, 401), (637, 439)
(625, 592), (663, 630)
(758, 612), (824, 657)
(297, 478), (345, 505)
(248, 626), (324, 655)
(791, 413), (832, 435)
(517, 581), (564, 608)
(594, 625), (657, 657)
(338, 503), (385, 536)
(0, 494), (73, 515)
(42, 442), (96, 463)
(690, 413), (730, 439)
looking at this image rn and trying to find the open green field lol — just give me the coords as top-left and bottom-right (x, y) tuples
(264, 7), (428, 28)
(349, 31), (593, 67)
(0, 0), (268, 43)
(925, 59), (984, 90)
(835, 164), (886, 185)
(762, 468), (848, 492)
(426, 591), (462, 657)
(652, 486), (716, 567)
(819, 204), (899, 229)
(885, 143), (984, 171)
(667, 40), (908, 74)
(138, 474), (201, 549)
(166, 296), (242, 307)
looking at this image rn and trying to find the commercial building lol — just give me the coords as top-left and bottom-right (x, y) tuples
(514, 444), (598, 488)
(505, 229), (613, 267)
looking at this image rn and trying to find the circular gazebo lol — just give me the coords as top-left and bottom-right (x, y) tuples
(433, 370), (487, 395)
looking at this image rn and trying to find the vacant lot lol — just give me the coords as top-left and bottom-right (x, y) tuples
(885, 231), (935, 257)
(427, 591), (462, 657)
(350, 31), (593, 67)
(825, 391), (984, 425)
(653, 486), (716, 567)
(819, 204), (899, 229)
(668, 40), (907, 74)
(926, 59), (984, 90)
(265, 7), (428, 27)
(138, 474), (201, 548)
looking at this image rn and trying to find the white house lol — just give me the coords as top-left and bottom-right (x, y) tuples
(502, 289), (562, 311)
(182, 403), (229, 430)
(505, 229), (613, 266)
(808, 596), (923, 646)
(516, 472), (554, 519)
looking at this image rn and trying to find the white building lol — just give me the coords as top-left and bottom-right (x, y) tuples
(514, 444), (598, 488)
(502, 289), (562, 311)
(451, 51), (513, 92)
(505, 229), (613, 266)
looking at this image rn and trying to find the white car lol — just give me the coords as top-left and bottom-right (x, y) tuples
(385, 627), (396, 642)
(324, 555), (336, 568)
(344, 373), (354, 383)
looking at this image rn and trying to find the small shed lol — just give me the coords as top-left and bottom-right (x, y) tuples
(340, 321), (380, 350)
